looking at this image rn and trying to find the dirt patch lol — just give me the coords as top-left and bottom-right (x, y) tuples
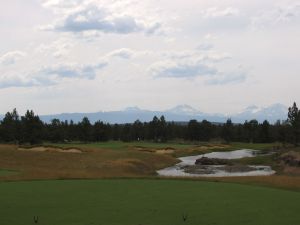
(156, 149), (175, 154)
(18, 146), (82, 154)
(195, 145), (229, 150)
(133, 146), (175, 154)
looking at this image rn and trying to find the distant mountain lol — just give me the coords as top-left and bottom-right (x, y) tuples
(166, 104), (201, 115)
(232, 103), (288, 123)
(0, 104), (289, 124)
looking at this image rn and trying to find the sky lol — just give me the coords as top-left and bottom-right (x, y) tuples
(0, 0), (299, 115)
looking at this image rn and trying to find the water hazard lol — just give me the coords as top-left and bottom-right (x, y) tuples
(157, 149), (275, 177)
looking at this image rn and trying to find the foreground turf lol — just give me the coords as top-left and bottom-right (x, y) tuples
(0, 169), (19, 176)
(0, 179), (299, 225)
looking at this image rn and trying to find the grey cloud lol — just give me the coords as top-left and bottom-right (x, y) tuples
(150, 47), (232, 79)
(151, 60), (217, 78)
(206, 73), (247, 85)
(150, 47), (246, 84)
(196, 43), (214, 51)
(41, 62), (107, 79)
(44, 4), (161, 35)
(0, 75), (56, 89)
(0, 61), (107, 89)
(108, 48), (135, 59)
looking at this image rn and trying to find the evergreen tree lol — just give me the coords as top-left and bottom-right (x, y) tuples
(187, 120), (200, 141)
(94, 121), (110, 141)
(222, 119), (234, 143)
(21, 110), (43, 144)
(79, 117), (92, 142)
(0, 108), (20, 143)
(199, 120), (213, 141)
(287, 102), (300, 145)
(260, 120), (271, 143)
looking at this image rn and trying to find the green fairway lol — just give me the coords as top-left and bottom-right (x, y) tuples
(0, 179), (299, 225)
(229, 142), (277, 151)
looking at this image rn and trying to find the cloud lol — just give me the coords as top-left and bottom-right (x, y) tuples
(196, 6), (248, 32)
(40, 61), (107, 80)
(41, 0), (161, 35)
(106, 48), (150, 59)
(206, 72), (247, 85)
(150, 60), (217, 78)
(150, 47), (231, 78)
(35, 39), (74, 58)
(0, 51), (26, 65)
(0, 74), (55, 89)
(107, 48), (136, 59)
(202, 7), (240, 19)
(0, 60), (107, 89)
(251, 3), (300, 29)
(149, 47), (246, 84)
(163, 50), (231, 61)
(42, 0), (81, 9)
(196, 43), (214, 51)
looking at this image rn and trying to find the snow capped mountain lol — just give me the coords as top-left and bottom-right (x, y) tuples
(1, 103), (288, 124)
(124, 106), (142, 112)
(242, 105), (261, 114)
(232, 104), (288, 123)
(166, 104), (201, 115)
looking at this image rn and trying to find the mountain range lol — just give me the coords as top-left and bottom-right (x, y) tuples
(30, 103), (288, 124)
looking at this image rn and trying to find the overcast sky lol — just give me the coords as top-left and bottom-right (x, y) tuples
(0, 0), (299, 115)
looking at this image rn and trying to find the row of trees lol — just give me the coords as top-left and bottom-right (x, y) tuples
(0, 103), (299, 145)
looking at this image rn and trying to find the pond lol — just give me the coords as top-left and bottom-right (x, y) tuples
(157, 149), (275, 177)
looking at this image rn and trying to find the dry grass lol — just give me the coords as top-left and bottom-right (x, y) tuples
(0, 144), (177, 181)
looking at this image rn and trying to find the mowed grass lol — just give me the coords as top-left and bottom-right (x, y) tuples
(0, 169), (19, 176)
(229, 142), (277, 151)
(0, 179), (300, 225)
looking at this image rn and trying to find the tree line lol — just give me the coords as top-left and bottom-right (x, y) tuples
(0, 102), (299, 145)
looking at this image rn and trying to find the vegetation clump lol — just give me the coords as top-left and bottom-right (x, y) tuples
(195, 157), (233, 165)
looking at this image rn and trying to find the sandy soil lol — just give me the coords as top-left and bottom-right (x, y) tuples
(18, 147), (82, 153)
(155, 149), (175, 154)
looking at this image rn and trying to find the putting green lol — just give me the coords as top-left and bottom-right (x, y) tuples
(0, 179), (299, 225)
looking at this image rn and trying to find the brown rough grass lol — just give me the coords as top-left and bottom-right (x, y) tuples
(0, 144), (177, 181)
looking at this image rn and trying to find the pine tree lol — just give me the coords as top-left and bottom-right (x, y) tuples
(288, 102), (300, 145)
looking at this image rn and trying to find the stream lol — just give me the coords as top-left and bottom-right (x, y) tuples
(157, 149), (275, 177)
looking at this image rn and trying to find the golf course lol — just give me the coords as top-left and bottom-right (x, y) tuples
(0, 141), (300, 225)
